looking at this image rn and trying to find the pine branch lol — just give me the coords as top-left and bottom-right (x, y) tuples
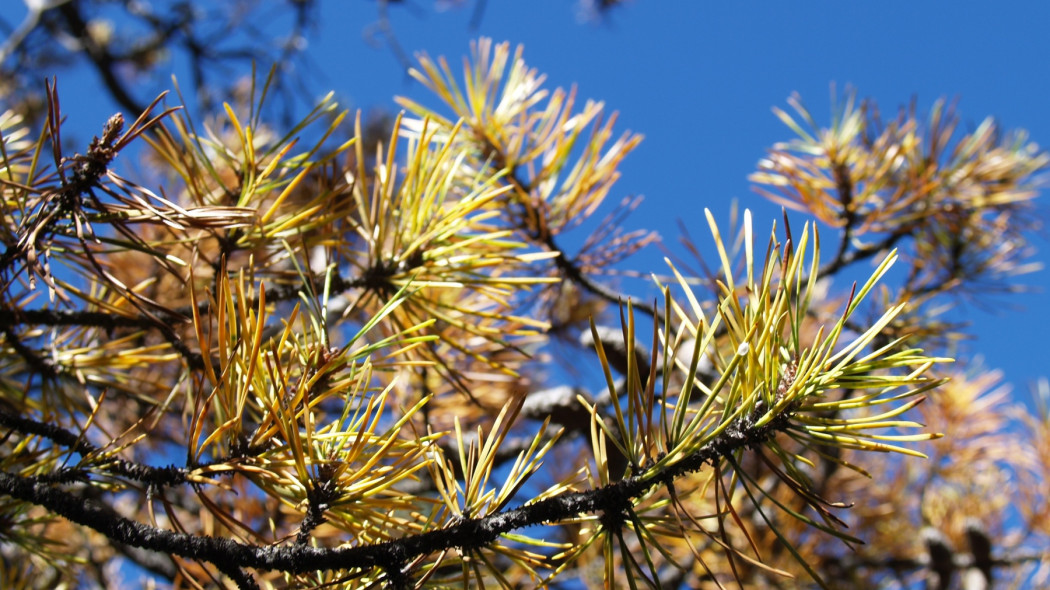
(0, 402), (790, 579)
(0, 409), (243, 488)
(501, 163), (662, 322)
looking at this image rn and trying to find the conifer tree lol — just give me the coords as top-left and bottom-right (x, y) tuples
(1, 3), (1049, 588)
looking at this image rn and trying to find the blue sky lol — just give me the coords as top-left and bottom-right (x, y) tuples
(315, 1), (1050, 405)
(18, 1), (1050, 404)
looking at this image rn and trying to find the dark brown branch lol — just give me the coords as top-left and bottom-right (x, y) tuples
(2, 327), (57, 379)
(816, 229), (910, 280)
(821, 548), (1041, 585)
(549, 242), (660, 321)
(0, 408), (276, 491)
(0, 405), (791, 578)
(0, 308), (158, 331)
(498, 164), (661, 322)
(0, 408), (192, 488)
(0, 307), (208, 372)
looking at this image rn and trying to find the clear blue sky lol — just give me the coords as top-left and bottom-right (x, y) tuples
(25, 1), (1050, 405)
(317, 1), (1049, 406)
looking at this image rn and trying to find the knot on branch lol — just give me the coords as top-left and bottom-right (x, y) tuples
(595, 482), (634, 534)
(227, 433), (271, 460)
(361, 251), (426, 297)
(375, 542), (412, 590)
(115, 462), (187, 488)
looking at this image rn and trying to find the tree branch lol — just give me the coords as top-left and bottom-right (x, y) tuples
(0, 409), (226, 488)
(0, 406), (791, 578)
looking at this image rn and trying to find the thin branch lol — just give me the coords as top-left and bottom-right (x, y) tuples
(0, 308), (159, 331)
(816, 228), (910, 280)
(2, 327), (57, 379)
(822, 550), (1046, 581)
(0, 409), (193, 488)
(54, 3), (147, 116)
(499, 164), (661, 322)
